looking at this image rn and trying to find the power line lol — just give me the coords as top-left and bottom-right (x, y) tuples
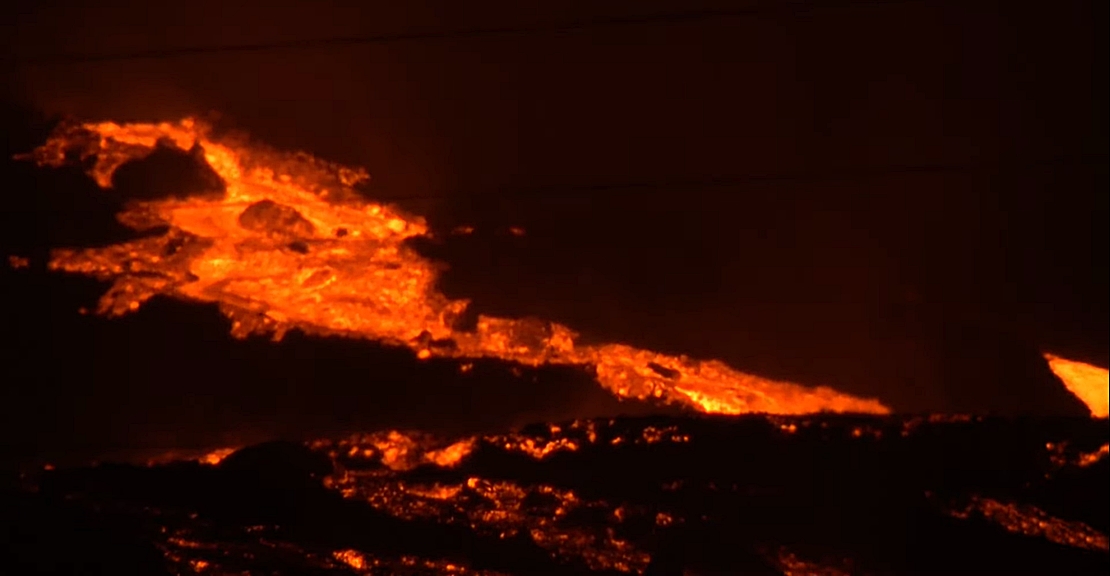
(14, 0), (935, 65)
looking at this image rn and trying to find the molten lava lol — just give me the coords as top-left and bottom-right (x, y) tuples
(1043, 354), (1109, 418)
(26, 118), (892, 415)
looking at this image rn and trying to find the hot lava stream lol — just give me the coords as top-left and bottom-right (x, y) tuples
(1044, 354), (1110, 418)
(22, 117), (890, 416)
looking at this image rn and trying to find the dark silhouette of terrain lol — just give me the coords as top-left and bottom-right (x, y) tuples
(2, 416), (1106, 575)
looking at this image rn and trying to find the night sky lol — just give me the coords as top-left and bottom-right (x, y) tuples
(2, 1), (1106, 458)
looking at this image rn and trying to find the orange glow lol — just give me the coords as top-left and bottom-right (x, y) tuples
(27, 118), (889, 416)
(8, 255), (30, 269)
(319, 418), (920, 574)
(1079, 443), (1110, 467)
(1046, 441), (1109, 470)
(334, 466), (650, 572)
(333, 549), (367, 571)
(775, 548), (851, 576)
(424, 438), (477, 467)
(949, 496), (1108, 552)
(199, 447), (237, 465)
(1044, 353), (1109, 418)
(319, 430), (476, 471)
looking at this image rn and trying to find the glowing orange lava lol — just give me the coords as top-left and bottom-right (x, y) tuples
(949, 496), (1108, 553)
(8, 255), (30, 269)
(332, 549), (367, 571)
(1044, 353), (1109, 418)
(1079, 444), (1110, 467)
(199, 447), (237, 465)
(25, 118), (890, 416)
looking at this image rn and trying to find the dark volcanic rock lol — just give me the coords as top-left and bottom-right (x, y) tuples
(5, 415), (1108, 575)
(1, 486), (169, 575)
(238, 199), (316, 238)
(937, 323), (1091, 417)
(219, 440), (334, 479)
(111, 141), (226, 202)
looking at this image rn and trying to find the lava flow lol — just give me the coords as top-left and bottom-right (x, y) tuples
(23, 117), (889, 416)
(136, 415), (1106, 574)
(1044, 354), (1110, 418)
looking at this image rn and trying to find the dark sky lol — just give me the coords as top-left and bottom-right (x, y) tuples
(1, 0), (1106, 456)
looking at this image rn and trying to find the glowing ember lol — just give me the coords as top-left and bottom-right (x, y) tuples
(775, 548), (851, 576)
(200, 447), (237, 465)
(334, 468), (652, 573)
(26, 414), (1108, 574)
(949, 496), (1109, 553)
(1044, 353), (1109, 418)
(315, 430), (476, 472)
(1046, 441), (1109, 470)
(139, 446), (239, 467)
(1078, 443), (1110, 467)
(333, 549), (367, 571)
(24, 118), (890, 416)
(425, 439), (478, 467)
(8, 255), (30, 269)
